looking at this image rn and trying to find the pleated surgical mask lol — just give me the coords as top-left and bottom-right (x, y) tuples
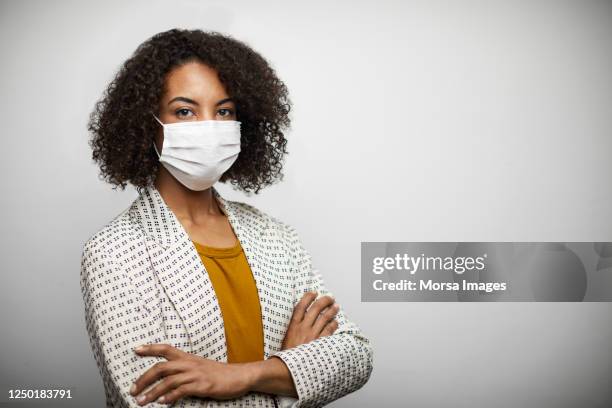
(152, 113), (241, 191)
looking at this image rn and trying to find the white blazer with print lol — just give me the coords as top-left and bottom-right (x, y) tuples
(79, 184), (373, 408)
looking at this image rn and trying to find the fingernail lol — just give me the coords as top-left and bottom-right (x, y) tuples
(134, 346), (144, 352)
(157, 395), (166, 403)
(130, 384), (136, 395)
(136, 394), (146, 403)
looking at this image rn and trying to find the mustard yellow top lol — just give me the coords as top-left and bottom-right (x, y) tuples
(192, 239), (265, 363)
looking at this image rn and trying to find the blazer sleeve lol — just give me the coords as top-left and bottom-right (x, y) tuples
(80, 239), (174, 408)
(271, 223), (374, 408)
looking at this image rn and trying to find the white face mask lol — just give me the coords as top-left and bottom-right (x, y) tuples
(152, 114), (241, 191)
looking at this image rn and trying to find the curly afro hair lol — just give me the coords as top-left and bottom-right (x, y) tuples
(87, 28), (292, 195)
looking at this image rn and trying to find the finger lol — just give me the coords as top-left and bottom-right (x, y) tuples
(134, 372), (192, 406)
(302, 294), (335, 327)
(134, 343), (185, 360)
(320, 319), (339, 337)
(290, 291), (318, 324)
(312, 302), (339, 335)
(131, 360), (185, 397)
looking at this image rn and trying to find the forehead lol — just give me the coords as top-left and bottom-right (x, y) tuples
(161, 61), (229, 100)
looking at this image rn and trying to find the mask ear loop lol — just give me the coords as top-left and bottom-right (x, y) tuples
(151, 113), (163, 158)
(151, 113), (165, 127)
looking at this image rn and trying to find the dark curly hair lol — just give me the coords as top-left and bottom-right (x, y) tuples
(87, 28), (291, 195)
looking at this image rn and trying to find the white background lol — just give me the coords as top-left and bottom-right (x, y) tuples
(1, 0), (611, 407)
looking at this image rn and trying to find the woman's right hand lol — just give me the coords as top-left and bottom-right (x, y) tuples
(280, 291), (340, 351)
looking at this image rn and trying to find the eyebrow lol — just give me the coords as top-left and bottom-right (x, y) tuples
(167, 96), (235, 106)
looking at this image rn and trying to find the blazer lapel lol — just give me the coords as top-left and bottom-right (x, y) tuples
(128, 184), (276, 361)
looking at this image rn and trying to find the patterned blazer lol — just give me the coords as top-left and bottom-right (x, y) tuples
(80, 184), (374, 408)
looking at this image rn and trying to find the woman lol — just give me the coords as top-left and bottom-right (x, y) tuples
(80, 28), (373, 408)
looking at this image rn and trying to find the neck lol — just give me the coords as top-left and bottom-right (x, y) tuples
(153, 167), (223, 222)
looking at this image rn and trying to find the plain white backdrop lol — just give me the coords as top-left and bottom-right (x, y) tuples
(1, 0), (611, 406)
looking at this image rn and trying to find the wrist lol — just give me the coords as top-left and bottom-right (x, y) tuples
(249, 356), (297, 398)
(242, 360), (265, 392)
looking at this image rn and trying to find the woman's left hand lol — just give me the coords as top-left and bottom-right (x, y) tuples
(130, 344), (253, 405)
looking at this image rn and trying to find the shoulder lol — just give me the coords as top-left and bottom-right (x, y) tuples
(228, 200), (310, 264)
(81, 208), (138, 266)
(227, 199), (269, 221)
(226, 199), (297, 237)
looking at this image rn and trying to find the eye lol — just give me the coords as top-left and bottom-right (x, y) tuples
(175, 108), (195, 119)
(218, 108), (235, 118)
